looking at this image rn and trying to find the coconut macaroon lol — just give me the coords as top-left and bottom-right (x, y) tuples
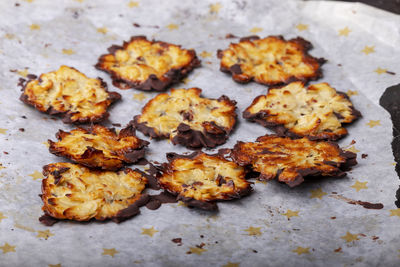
(158, 152), (252, 210)
(218, 35), (324, 86)
(231, 135), (357, 187)
(132, 88), (237, 148)
(243, 82), (361, 140)
(95, 36), (200, 91)
(48, 125), (149, 171)
(20, 65), (121, 124)
(40, 163), (149, 223)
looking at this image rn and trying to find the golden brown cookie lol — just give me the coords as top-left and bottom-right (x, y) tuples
(41, 163), (149, 223)
(218, 35), (324, 86)
(48, 125), (149, 171)
(158, 152), (252, 210)
(231, 135), (357, 187)
(243, 82), (361, 140)
(20, 65), (121, 124)
(132, 88), (237, 148)
(95, 36), (200, 91)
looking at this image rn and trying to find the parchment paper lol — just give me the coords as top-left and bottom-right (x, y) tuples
(0, 0), (399, 266)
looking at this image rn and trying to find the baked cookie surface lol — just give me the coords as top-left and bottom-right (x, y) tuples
(218, 35), (324, 86)
(48, 125), (149, 170)
(231, 135), (357, 187)
(158, 152), (252, 210)
(243, 82), (361, 140)
(96, 36), (200, 91)
(41, 163), (148, 223)
(20, 65), (121, 124)
(133, 88), (237, 148)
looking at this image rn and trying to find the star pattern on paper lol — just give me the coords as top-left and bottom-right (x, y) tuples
(167, 24), (179, 30)
(222, 262), (240, 267)
(351, 180), (368, 192)
(23, 0), (34, 3)
(37, 230), (54, 240)
(346, 90), (358, 97)
(341, 232), (359, 242)
(244, 226), (262, 236)
(310, 188), (327, 199)
(188, 246), (207, 255)
(133, 93), (147, 101)
(30, 24), (40, 30)
(29, 170), (44, 180)
(344, 145), (360, 153)
(62, 49), (75, 55)
(0, 243), (16, 254)
(141, 226), (158, 237)
(128, 1), (139, 8)
(282, 210), (299, 219)
(292, 246), (310, 255)
(102, 248), (119, 257)
(366, 120), (381, 128)
(209, 3), (222, 13)
(17, 69), (28, 77)
(374, 67), (387, 74)
(250, 27), (263, 33)
(4, 33), (16, 40)
(48, 264), (62, 267)
(338, 27), (351, 36)
(389, 208), (400, 217)
(0, 212), (7, 222)
(0, 128), (7, 134)
(75, 0), (84, 3)
(200, 51), (212, 58)
(97, 27), (108, 34)
(0, 163), (5, 170)
(296, 23), (308, 31)
(361, 46), (375, 55)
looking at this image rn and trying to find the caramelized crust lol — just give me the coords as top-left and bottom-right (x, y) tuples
(133, 88), (237, 148)
(20, 66), (120, 124)
(41, 163), (148, 222)
(48, 125), (149, 170)
(158, 152), (252, 210)
(243, 82), (361, 140)
(231, 135), (357, 187)
(218, 35), (324, 86)
(95, 36), (200, 91)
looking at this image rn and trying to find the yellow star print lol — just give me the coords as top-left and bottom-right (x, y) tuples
(209, 3), (222, 13)
(188, 247), (207, 255)
(0, 128), (7, 134)
(0, 212), (7, 222)
(37, 230), (54, 240)
(4, 33), (15, 40)
(250, 27), (263, 33)
(374, 67), (387, 74)
(282, 210), (299, 219)
(200, 51), (212, 58)
(167, 24), (179, 30)
(0, 163), (5, 170)
(346, 90), (358, 97)
(17, 69), (28, 77)
(310, 188), (327, 199)
(344, 146), (360, 153)
(341, 232), (359, 242)
(62, 49), (75, 55)
(29, 170), (44, 180)
(102, 248), (119, 257)
(361, 46), (375, 55)
(351, 180), (368, 192)
(128, 1), (139, 8)
(0, 243), (16, 254)
(244, 226), (262, 236)
(338, 27), (351, 36)
(133, 93), (147, 101)
(292, 247), (310, 255)
(222, 262), (240, 267)
(23, 0), (34, 3)
(366, 120), (381, 128)
(48, 264), (62, 267)
(141, 226), (158, 237)
(296, 23), (308, 31)
(97, 27), (108, 34)
(389, 209), (400, 217)
(30, 24), (40, 30)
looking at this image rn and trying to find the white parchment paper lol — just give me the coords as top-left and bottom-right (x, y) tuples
(0, 0), (399, 266)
